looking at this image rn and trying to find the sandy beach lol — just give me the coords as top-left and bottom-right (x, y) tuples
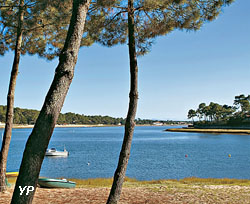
(0, 124), (106, 129)
(0, 123), (179, 129)
(1, 184), (250, 204)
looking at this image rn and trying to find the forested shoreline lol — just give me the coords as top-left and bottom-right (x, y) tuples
(0, 105), (176, 125)
(187, 94), (250, 127)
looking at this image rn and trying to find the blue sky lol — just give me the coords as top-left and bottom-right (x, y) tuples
(1, 0), (250, 121)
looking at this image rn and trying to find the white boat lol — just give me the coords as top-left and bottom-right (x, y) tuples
(45, 147), (69, 157)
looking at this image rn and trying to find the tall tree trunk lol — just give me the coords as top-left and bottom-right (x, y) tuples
(107, 1), (138, 203)
(11, 0), (90, 203)
(0, 0), (24, 193)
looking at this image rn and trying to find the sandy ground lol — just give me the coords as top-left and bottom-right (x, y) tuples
(0, 124), (105, 129)
(0, 123), (186, 129)
(1, 185), (250, 204)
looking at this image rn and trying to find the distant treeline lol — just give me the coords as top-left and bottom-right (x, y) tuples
(187, 94), (250, 127)
(0, 105), (177, 125)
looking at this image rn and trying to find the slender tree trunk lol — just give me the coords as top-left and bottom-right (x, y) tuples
(0, 0), (24, 193)
(11, 0), (90, 203)
(107, 1), (138, 203)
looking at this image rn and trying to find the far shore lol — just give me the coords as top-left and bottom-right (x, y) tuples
(0, 123), (188, 129)
(166, 127), (250, 134)
(0, 124), (114, 129)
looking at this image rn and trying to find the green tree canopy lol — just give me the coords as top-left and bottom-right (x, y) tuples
(0, 0), (110, 59)
(0, 0), (72, 59)
(187, 109), (196, 122)
(187, 95), (250, 124)
(100, 1), (235, 203)
(92, 0), (234, 55)
(234, 94), (250, 113)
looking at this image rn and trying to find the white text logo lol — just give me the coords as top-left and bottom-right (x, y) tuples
(19, 186), (34, 195)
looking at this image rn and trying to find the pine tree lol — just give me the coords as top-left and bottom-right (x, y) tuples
(92, 1), (235, 203)
(0, 0), (124, 194)
(0, 0), (76, 192)
(10, 0), (91, 203)
(0, 0), (105, 192)
(0, 0), (25, 192)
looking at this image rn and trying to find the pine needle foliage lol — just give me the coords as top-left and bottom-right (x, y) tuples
(91, 0), (234, 56)
(0, 0), (113, 60)
(0, 0), (73, 59)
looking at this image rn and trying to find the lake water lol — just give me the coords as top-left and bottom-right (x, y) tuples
(2, 126), (250, 180)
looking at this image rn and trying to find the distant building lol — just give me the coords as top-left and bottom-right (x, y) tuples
(153, 122), (163, 126)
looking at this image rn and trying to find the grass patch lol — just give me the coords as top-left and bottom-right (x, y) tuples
(6, 176), (250, 188)
(69, 178), (114, 187)
(69, 177), (143, 188)
(68, 177), (176, 188)
(179, 177), (250, 186)
(71, 177), (250, 188)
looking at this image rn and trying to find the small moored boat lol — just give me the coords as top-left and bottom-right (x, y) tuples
(45, 147), (69, 157)
(38, 177), (76, 188)
(6, 172), (19, 177)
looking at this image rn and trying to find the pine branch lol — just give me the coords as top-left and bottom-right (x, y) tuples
(23, 22), (68, 33)
(0, 5), (18, 8)
(103, 10), (127, 28)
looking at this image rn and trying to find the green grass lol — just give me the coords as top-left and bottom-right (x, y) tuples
(69, 177), (141, 187)
(69, 178), (114, 187)
(67, 177), (250, 188)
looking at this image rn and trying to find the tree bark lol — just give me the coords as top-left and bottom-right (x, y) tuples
(107, 1), (138, 203)
(11, 0), (90, 203)
(0, 0), (24, 193)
